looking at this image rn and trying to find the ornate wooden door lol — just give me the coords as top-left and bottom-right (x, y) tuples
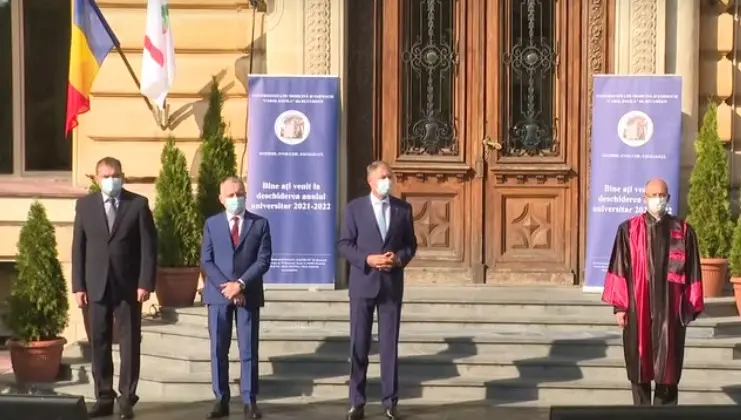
(378, 0), (485, 284)
(482, 0), (584, 284)
(377, 0), (598, 284)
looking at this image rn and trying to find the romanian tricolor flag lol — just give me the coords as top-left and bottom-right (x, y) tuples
(65, 0), (119, 135)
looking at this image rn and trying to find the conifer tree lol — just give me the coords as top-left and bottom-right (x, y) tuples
(687, 102), (733, 258)
(196, 77), (238, 222)
(154, 137), (200, 267)
(4, 202), (68, 341)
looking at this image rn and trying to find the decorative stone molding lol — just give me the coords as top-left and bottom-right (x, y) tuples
(304, 0), (331, 74)
(629, 0), (658, 73)
(587, 0), (610, 152)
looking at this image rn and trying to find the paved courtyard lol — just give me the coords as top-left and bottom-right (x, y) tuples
(91, 402), (549, 420)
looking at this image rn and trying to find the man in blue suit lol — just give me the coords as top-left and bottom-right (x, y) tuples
(338, 161), (417, 420)
(200, 176), (272, 419)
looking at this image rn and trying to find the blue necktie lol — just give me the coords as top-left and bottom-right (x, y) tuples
(379, 202), (388, 240)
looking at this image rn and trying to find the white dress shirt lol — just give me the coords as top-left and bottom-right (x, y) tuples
(226, 210), (247, 293)
(226, 210), (245, 236)
(101, 191), (120, 211)
(370, 193), (390, 237)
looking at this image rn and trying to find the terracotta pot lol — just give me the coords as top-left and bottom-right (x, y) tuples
(732, 277), (741, 316)
(81, 307), (119, 345)
(155, 266), (201, 307)
(8, 337), (66, 384)
(700, 258), (728, 298)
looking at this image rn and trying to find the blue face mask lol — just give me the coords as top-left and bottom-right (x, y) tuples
(225, 196), (246, 214)
(100, 177), (122, 196)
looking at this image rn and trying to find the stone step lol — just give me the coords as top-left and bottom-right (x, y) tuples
(136, 323), (741, 362)
(195, 290), (739, 319)
(158, 308), (741, 337)
(29, 366), (741, 405)
(63, 341), (741, 386)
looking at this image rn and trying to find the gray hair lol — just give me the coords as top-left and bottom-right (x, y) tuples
(96, 156), (122, 173)
(366, 160), (392, 177)
(220, 176), (245, 189)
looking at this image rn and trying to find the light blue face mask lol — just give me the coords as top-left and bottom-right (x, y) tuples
(100, 177), (122, 196)
(225, 196), (246, 214)
(376, 178), (392, 197)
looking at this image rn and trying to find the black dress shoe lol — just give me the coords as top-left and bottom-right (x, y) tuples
(206, 401), (230, 419)
(346, 406), (365, 420)
(88, 401), (115, 418)
(384, 406), (400, 420)
(244, 403), (262, 419)
(118, 398), (135, 419)
(244, 403), (263, 419)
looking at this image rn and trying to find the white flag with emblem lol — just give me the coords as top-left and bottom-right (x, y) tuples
(140, 0), (175, 110)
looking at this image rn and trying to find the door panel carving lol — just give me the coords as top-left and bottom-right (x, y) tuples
(397, 176), (466, 262)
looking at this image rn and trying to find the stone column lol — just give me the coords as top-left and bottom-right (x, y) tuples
(665, 0), (700, 216)
(613, 0), (665, 74)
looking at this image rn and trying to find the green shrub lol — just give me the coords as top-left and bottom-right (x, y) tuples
(89, 179), (100, 193)
(729, 216), (741, 276)
(686, 102), (733, 258)
(154, 137), (200, 267)
(3, 202), (68, 342)
(196, 77), (238, 223)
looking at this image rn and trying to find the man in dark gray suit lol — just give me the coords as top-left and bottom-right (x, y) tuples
(72, 157), (157, 419)
(338, 160), (417, 420)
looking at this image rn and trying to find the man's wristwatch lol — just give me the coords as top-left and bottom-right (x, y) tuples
(237, 279), (245, 290)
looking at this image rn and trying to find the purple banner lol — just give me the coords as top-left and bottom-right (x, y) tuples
(246, 75), (339, 285)
(583, 75), (682, 291)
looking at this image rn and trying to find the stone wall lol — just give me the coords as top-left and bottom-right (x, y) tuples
(75, 0), (345, 202)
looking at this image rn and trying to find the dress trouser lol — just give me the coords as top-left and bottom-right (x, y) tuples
(89, 286), (142, 405)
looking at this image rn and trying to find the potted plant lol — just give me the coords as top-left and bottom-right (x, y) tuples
(82, 178), (119, 343)
(687, 102), (733, 297)
(729, 215), (741, 314)
(3, 202), (68, 384)
(196, 76), (238, 223)
(154, 136), (202, 307)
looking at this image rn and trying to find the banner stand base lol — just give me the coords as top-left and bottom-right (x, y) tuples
(581, 286), (604, 294)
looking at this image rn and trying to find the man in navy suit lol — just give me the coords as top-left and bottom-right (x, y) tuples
(338, 160), (417, 420)
(200, 177), (272, 419)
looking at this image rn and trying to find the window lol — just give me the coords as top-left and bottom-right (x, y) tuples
(501, 0), (557, 157)
(0, 0), (72, 176)
(0, 0), (13, 174)
(400, 0), (458, 157)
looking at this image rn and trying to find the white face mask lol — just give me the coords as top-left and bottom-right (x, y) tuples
(647, 196), (668, 214)
(376, 178), (392, 197)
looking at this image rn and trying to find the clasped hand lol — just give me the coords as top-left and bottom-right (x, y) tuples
(366, 252), (399, 271)
(220, 281), (245, 305)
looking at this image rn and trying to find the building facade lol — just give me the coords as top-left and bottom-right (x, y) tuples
(0, 0), (737, 340)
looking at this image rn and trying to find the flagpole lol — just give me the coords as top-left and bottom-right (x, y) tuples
(87, 0), (168, 130)
(239, 0), (262, 177)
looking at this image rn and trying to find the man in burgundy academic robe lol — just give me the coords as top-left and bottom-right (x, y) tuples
(601, 178), (704, 406)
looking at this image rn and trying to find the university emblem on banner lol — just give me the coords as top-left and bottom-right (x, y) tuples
(274, 110), (311, 145)
(617, 110), (654, 147)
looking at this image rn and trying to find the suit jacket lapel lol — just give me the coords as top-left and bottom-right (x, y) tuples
(109, 190), (131, 240)
(363, 196), (384, 243)
(218, 213), (234, 250)
(93, 192), (109, 237)
(237, 215), (255, 249)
